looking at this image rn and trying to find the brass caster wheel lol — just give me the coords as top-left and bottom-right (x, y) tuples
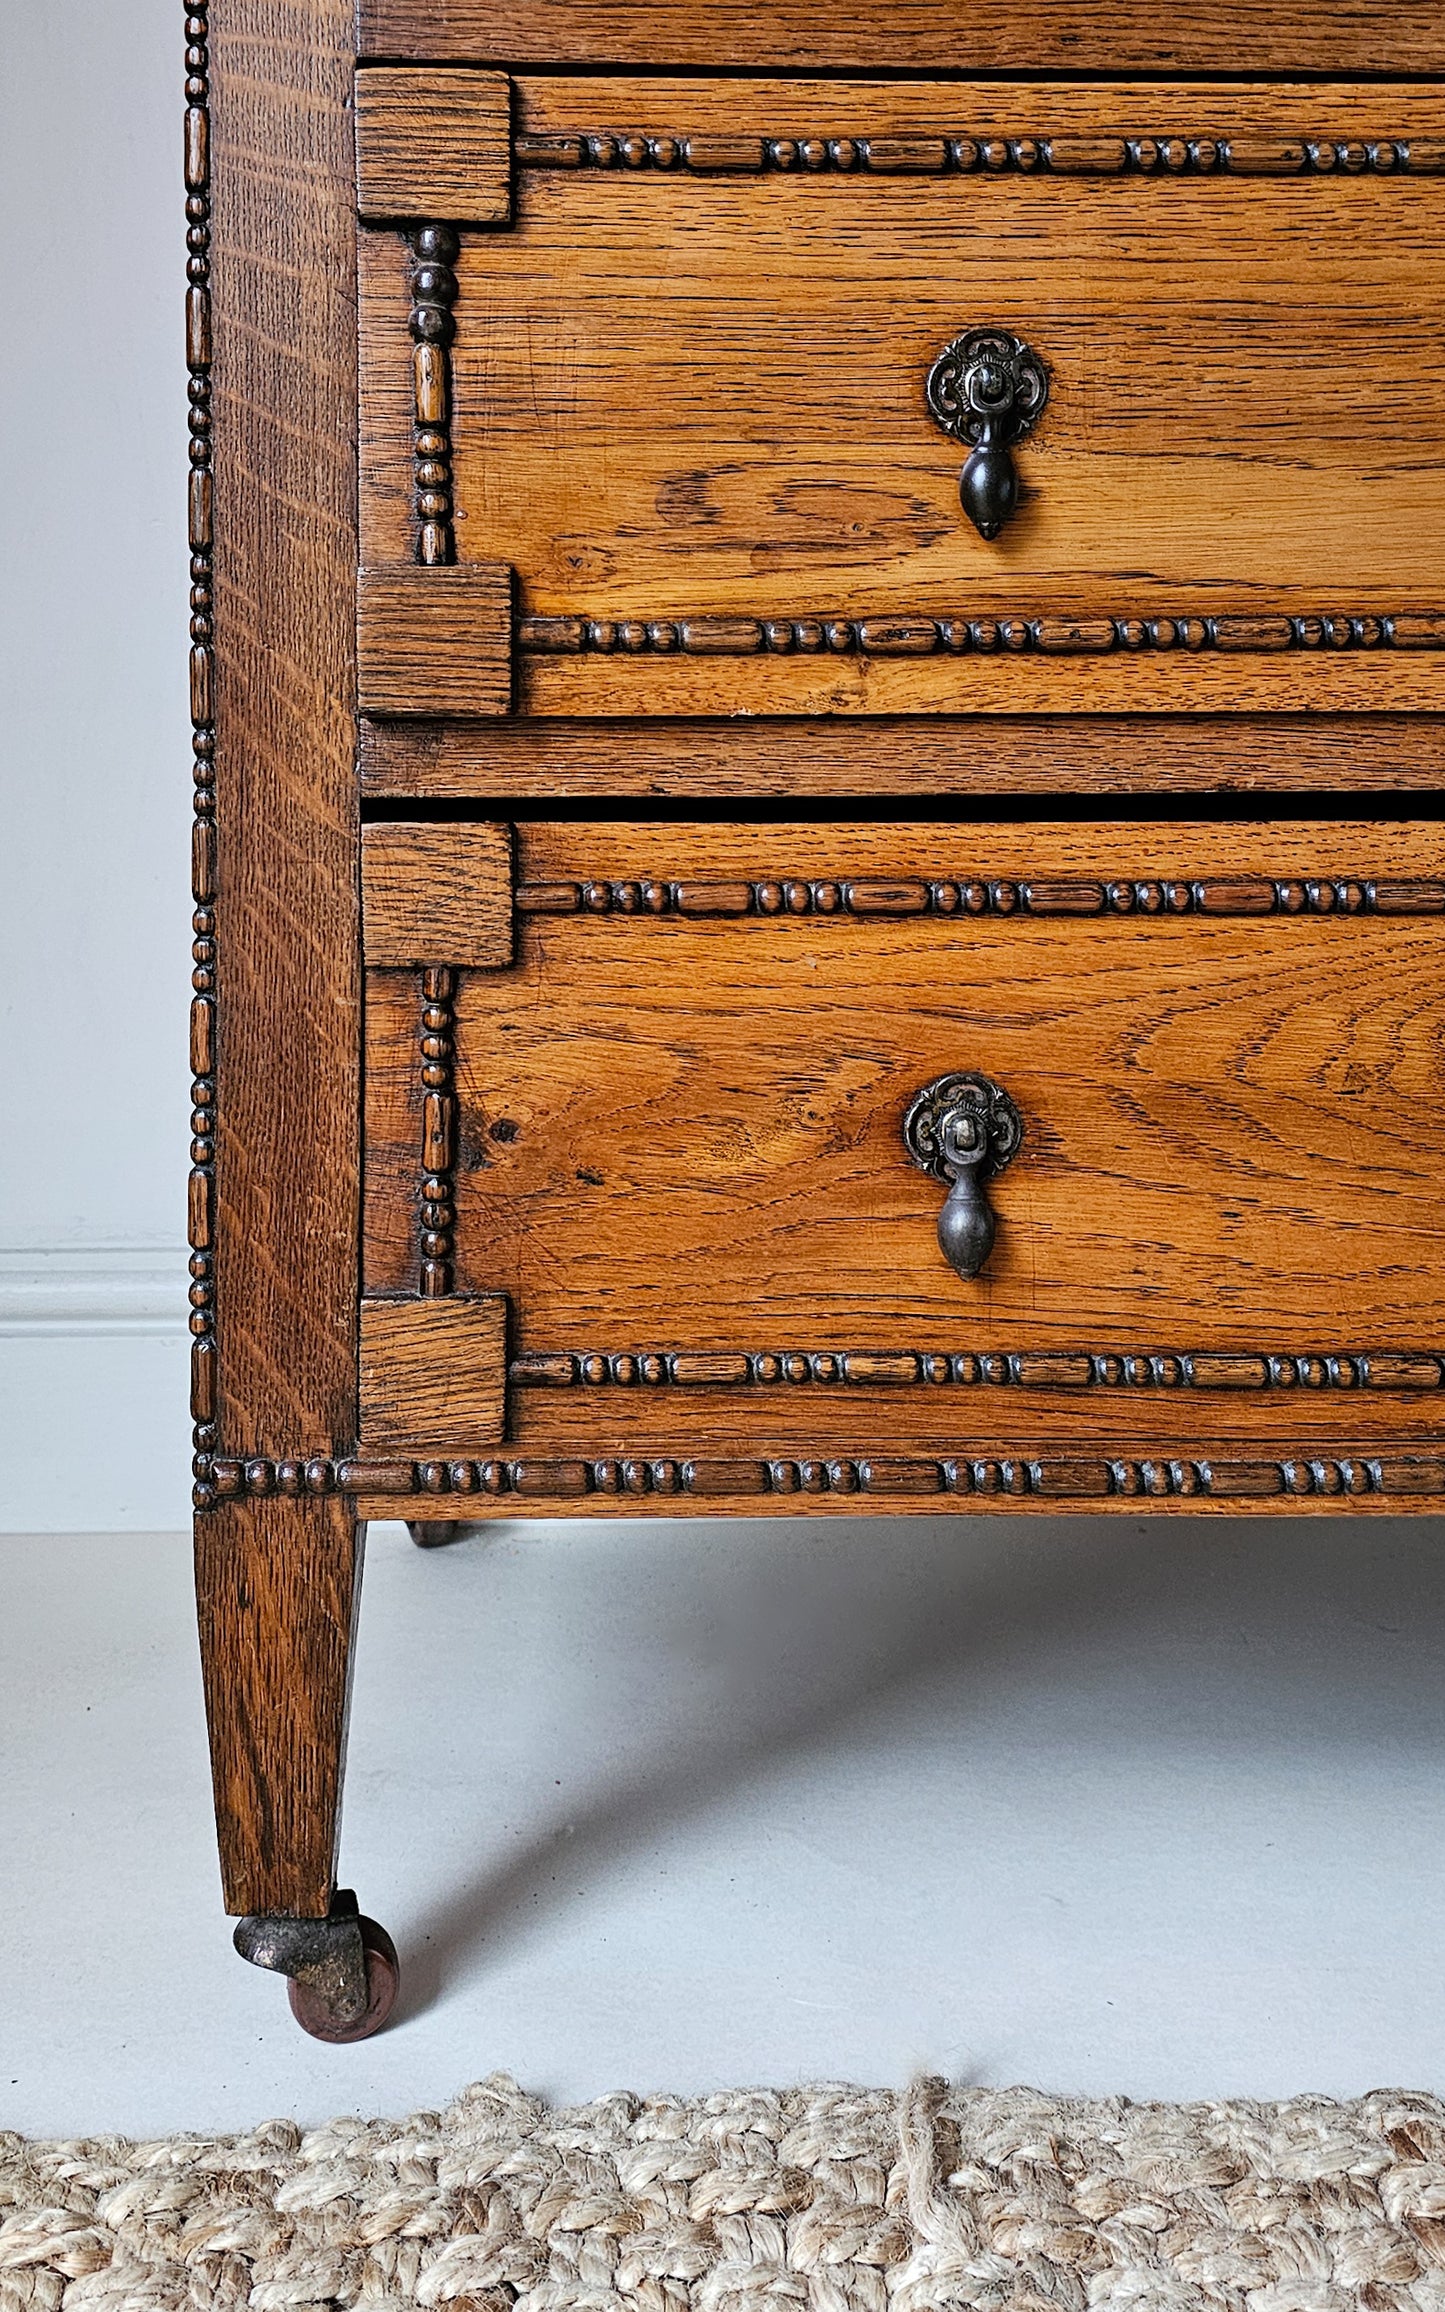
(288, 1915), (400, 2043)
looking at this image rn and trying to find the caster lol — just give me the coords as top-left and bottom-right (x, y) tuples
(288, 1914), (399, 2042)
(409, 1520), (460, 1548)
(233, 1888), (400, 2042)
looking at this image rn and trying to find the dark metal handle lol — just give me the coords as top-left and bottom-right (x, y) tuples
(926, 329), (1049, 539)
(903, 1072), (1024, 1279)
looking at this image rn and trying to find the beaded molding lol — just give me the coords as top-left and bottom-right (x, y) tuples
(516, 130), (1445, 179)
(520, 611), (1445, 659)
(512, 1348), (1445, 1393)
(515, 874), (1445, 922)
(417, 969), (458, 1295)
(194, 1450), (1445, 1507)
(408, 226), (457, 565)
(184, 1), (218, 1502)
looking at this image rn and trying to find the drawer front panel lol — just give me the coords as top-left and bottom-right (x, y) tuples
(362, 819), (1445, 1461)
(357, 78), (1445, 719)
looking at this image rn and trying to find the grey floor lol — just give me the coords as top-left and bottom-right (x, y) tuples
(3, 1514), (1445, 2139)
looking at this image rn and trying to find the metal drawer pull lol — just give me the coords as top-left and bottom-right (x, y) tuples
(904, 1072), (1025, 1279)
(926, 329), (1049, 539)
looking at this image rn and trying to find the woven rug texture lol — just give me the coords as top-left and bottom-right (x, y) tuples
(5, 2074), (1445, 2311)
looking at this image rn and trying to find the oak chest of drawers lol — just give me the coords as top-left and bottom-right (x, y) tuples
(192, 0), (1445, 2035)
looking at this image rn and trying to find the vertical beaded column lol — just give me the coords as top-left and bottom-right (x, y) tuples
(185, 0), (219, 1507)
(408, 226), (458, 565)
(418, 969), (457, 1294)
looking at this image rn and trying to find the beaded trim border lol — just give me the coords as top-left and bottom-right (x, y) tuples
(516, 130), (1445, 180)
(511, 1348), (1445, 1394)
(184, 1), (218, 1506)
(521, 611), (1445, 660)
(194, 1450), (1445, 1509)
(514, 874), (1445, 922)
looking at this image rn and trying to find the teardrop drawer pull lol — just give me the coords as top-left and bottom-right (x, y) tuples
(926, 329), (1049, 539)
(903, 1071), (1025, 1279)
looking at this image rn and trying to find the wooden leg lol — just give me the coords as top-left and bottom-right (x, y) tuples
(194, 1496), (362, 1918)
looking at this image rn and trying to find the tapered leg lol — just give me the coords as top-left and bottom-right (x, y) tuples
(194, 1496), (362, 1919)
(196, 1499), (397, 2037)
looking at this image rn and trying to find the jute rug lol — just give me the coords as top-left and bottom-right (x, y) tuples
(4, 2073), (1445, 2311)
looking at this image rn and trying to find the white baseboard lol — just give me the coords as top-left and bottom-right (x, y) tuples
(0, 1250), (192, 1531)
(0, 1247), (188, 1335)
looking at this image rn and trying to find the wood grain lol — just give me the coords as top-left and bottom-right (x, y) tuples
(357, 1), (1445, 75)
(362, 824), (1445, 1461)
(195, 1501), (360, 1917)
(359, 1296), (508, 1450)
(359, 713), (1445, 799)
(211, 0), (359, 1457)
(515, 653), (1445, 719)
(518, 818), (1441, 901)
(362, 821), (514, 966)
(444, 926), (1445, 1340)
(358, 562), (513, 715)
(500, 1390), (1445, 1458)
(513, 78), (1445, 154)
(355, 66), (511, 222)
(357, 86), (1445, 715)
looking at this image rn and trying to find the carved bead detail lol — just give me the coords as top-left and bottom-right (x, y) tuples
(195, 1452), (1441, 1506)
(513, 876), (1445, 920)
(186, 0), (219, 1510)
(515, 130), (1428, 179)
(509, 1349), (1445, 1392)
(519, 610), (1445, 660)
(417, 967), (457, 1295)
(408, 225), (459, 566)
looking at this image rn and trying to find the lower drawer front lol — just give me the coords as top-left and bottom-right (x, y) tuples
(360, 817), (1445, 1504)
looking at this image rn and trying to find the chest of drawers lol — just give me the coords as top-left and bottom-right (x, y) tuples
(191, 0), (1445, 2037)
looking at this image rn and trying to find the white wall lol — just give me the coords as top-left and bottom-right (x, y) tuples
(0, 0), (192, 1527)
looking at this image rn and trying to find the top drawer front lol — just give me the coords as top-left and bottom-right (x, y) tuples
(357, 77), (1445, 719)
